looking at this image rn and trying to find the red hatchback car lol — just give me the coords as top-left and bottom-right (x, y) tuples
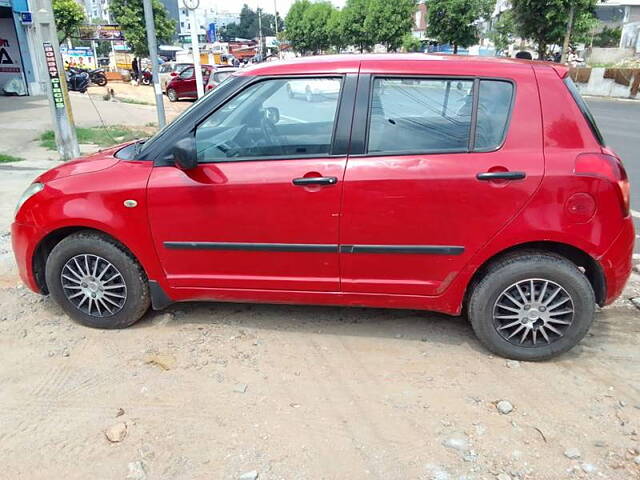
(12, 54), (634, 360)
(166, 64), (215, 101)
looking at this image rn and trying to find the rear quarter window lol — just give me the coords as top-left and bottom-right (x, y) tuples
(564, 77), (605, 145)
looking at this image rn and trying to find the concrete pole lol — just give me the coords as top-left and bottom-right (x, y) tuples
(142, 0), (167, 128)
(189, 9), (205, 98)
(560, 4), (575, 64)
(274, 0), (278, 36)
(32, 0), (80, 160)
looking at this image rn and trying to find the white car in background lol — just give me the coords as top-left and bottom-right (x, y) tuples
(286, 78), (341, 102)
(158, 62), (192, 93)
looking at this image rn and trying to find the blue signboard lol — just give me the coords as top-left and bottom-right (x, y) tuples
(207, 23), (216, 43)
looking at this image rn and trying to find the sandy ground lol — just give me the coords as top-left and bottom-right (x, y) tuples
(0, 95), (639, 480)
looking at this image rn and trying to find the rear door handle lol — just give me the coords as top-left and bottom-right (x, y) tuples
(292, 176), (338, 186)
(476, 171), (526, 181)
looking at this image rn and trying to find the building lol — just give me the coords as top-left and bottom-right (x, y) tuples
(411, 1), (427, 40)
(0, 0), (41, 95)
(595, 0), (640, 50)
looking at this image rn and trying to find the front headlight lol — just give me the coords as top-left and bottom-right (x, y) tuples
(15, 182), (44, 217)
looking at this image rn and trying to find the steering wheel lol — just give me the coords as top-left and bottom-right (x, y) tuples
(260, 113), (284, 155)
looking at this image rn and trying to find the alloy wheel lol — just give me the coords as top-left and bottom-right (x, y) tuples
(493, 278), (574, 347)
(60, 254), (127, 317)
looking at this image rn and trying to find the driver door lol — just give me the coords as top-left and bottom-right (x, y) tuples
(147, 76), (351, 292)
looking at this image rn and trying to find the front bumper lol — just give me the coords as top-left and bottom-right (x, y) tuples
(599, 217), (635, 305)
(11, 221), (43, 293)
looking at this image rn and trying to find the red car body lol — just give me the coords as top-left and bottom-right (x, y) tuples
(165, 64), (215, 100)
(12, 54), (633, 320)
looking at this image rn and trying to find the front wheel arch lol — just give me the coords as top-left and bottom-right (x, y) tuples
(32, 227), (148, 295)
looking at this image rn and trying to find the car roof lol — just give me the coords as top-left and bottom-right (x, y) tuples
(236, 53), (568, 78)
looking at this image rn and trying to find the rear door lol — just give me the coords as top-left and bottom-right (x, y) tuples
(339, 62), (543, 296)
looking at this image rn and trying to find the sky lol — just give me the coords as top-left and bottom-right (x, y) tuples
(199, 0), (346, 16)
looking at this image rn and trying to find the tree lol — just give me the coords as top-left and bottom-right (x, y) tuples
(488, 10), (515, 54)
(110, 0), (175, 57)
(327, 9), (348, 52)
(52, 0), (86, 44)
(365, 0), (416, 52)
(592, 26), (622, 48)
(511, 0), (596, 59)
(220, 4), (283, 41)
(285, 0), (313, 53)
(341, 0), (375, 52)
(427, 0), (494, 54)
(401, 33), (422, 52)
(302, 2), (334, 53)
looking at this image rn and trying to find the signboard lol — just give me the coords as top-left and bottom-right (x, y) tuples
(112, 40), (130, 52)
(60, 46), (96, 69)
(77, 24), (124, 41)
(43, 42), (65, 109)
(0, 17), (27, 95)
(207, 23), (217, 43)
(20, 12), (32, 25)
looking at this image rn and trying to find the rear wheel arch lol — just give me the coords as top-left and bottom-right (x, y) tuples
(33, 227), (148, 294)
(464, 241), (606, 310)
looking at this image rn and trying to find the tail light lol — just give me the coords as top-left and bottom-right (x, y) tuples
(575, 153), (630, 216)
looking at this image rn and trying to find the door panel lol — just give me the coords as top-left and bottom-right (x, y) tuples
(147, 75), (353, 292)
(147, 159), (345, 291)
(340, 68), (543, 296)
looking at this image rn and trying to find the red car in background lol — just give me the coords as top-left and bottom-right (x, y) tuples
(166, 64), (215, 101)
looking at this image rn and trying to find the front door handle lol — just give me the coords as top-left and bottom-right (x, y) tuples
(476, 171), (526, 181)
(292, 176), (338, 186)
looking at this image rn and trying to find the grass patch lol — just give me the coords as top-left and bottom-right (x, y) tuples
(118, 97), (153, 106)
(39, 126), (151, 150)
(0, 153), (24, 163)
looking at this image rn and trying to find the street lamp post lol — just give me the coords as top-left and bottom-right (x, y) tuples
(142, 0), (167, 127)
(184, 0), (204, 98)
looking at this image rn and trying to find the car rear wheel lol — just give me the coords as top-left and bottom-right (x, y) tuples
(468, 252), (595, 361)
(167, 88), (178, 102)
(45, 231), (150, 329)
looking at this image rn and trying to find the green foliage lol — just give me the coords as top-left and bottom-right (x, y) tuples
(0, 153), (24, 163)
(488, 10), (515, 53)
(511, 0), (596, 57)
(219, 4), (283, 41)
(285, 0), (416, 54)
(52, 0), (86, 43)
(340, 0), (375, 52)
(304, 2), (335, 53)
(364, 0), (416, 51)
(401, 33), (422, 52)
(39, 126), (149, 150)
(284, 0), (312, 53)
(110, 0), (176, 57)
(427, 0), (494, 53)
(592, 26), (622, 48)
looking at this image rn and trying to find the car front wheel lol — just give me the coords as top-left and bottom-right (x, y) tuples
(45, 231), (150, 329)
(167, 88), (178, 102)
(468, 252), (595, 361)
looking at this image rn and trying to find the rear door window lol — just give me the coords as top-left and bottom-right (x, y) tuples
(367, 77), (514, 154)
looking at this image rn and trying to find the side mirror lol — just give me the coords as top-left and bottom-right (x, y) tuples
(172, 137), (197, 170)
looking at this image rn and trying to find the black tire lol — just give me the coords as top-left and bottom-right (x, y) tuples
(167, 88), (178, 102)
(45, 231), (150, 329)
(468, 252), (595, 361)
(93, 74), (107, 86)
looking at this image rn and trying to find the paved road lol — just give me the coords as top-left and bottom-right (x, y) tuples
(585, 97), (640, 252)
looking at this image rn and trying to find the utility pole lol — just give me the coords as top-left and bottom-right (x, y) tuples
(257, 4), (263, 58)
(142, 0), (167, 127)
(32, 0), (80, 160)
(560, 4), (575, 64)
(273, 0), (278, 36)
(183, 0), (204, 98)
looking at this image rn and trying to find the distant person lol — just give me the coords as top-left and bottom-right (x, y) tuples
(515, 51), (532, 60)
(131, 57), (139, 83)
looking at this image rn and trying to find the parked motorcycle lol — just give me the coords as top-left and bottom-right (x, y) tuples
(141, 68), (152, 86)
(66, 68), (90, 93)
(89, 68), (108, 86)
